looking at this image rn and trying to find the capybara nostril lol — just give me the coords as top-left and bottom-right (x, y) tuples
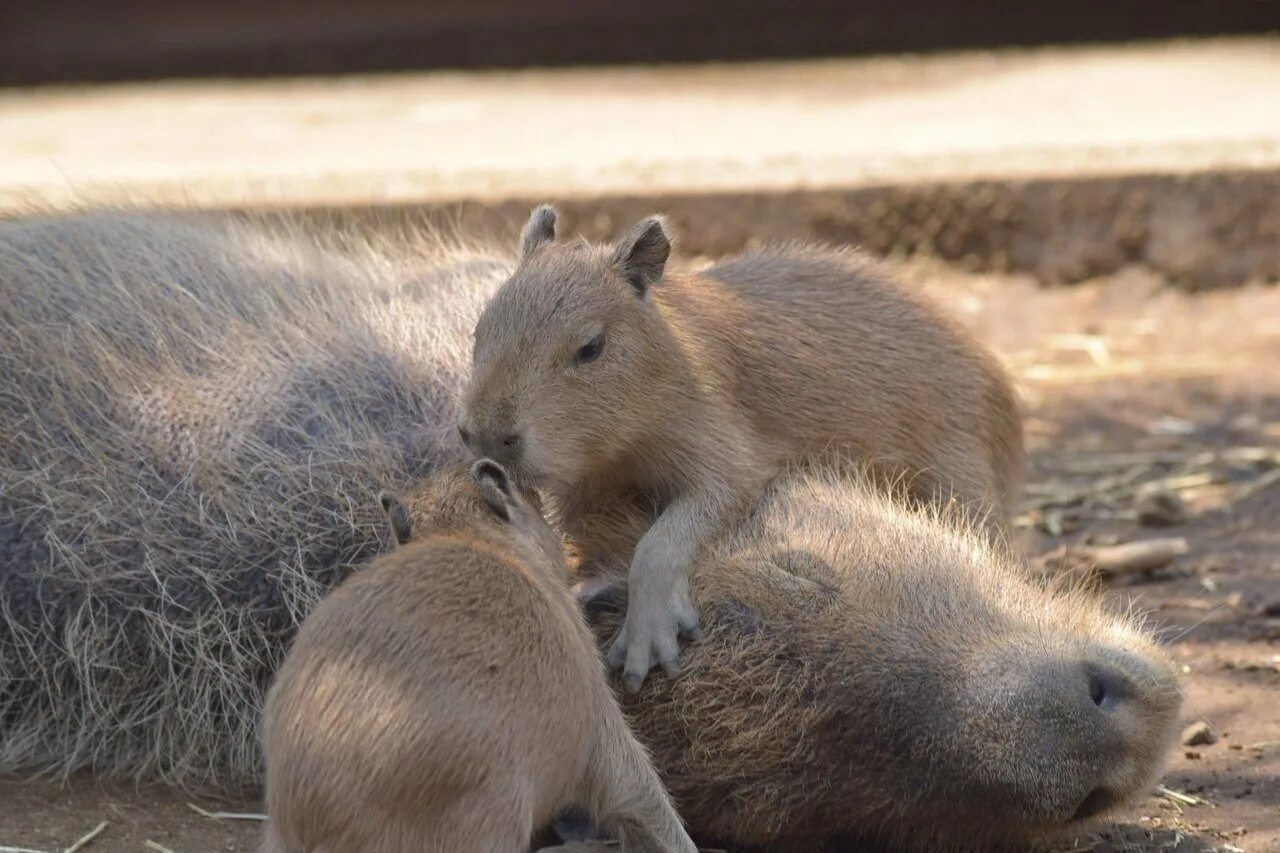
(1086, 660), (1132, 713)
(458, 424), (472, 447)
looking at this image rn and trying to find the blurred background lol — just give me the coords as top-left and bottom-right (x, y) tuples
(2, 0), (1279, 287)
(3, 0), (1278, 82)
(2, 4), (1279, 852)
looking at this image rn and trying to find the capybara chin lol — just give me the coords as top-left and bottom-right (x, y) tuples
(461, 203), (1024, 690)
(261, 461), (697, 853)
(572, 470), (1182, 852)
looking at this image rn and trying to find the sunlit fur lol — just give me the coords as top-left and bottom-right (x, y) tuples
(0, 211), (508, 790)
(465, 212), (1024, 539)
(262, 463), (696, 853)
(571, 468), (1183, 852)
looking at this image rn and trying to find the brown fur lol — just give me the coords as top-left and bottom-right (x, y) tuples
(565, 469), (1182, 852)
(261, 461), (697, 853)
(462, 205), (1024, 688)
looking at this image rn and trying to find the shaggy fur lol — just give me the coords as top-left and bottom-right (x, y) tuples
(262, 461), (696, 853)
(570, 470), (1183, 852)
(0, 212), (508, 790)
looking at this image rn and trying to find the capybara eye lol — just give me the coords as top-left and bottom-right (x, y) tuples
(575, 334), (605, 366)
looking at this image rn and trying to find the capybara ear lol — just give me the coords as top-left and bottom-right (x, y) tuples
(610, 215), (671, 296)
(520, 204), (558, 258)
(471, 458), (516, 522)
(378, 491), (414, 545)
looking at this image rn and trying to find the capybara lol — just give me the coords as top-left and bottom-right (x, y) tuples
(564, 469), (1182, 852)
(461, 204), (1024, 688)
(261, 460), (696, 853)
(0, 211), (506, 789)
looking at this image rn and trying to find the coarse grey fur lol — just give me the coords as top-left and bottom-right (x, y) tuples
(0, 211), (508, 790)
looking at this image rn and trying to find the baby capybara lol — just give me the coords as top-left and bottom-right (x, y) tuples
(261, 461), (696, 853)
(461, 205), (1023, 688)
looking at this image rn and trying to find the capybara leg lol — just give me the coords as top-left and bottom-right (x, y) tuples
(581, 705), (698, 853)
(421, 796), (533, 853)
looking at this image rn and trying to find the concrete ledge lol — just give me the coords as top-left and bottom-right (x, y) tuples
(283, 168), (1279, 288)
(3, 39), (1278, 285)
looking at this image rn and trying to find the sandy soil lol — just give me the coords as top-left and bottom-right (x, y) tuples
(0, 256), (1275, 852)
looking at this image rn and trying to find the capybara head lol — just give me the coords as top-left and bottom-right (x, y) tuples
(379, 459), (561, 570)
(577, 471), (1183, 851)
(461, 205), (676, 489)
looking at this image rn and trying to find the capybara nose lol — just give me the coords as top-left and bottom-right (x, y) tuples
(1085, 655), (1138, 714)
(489, 433), (522, 464)
(462, 429), (521, 464)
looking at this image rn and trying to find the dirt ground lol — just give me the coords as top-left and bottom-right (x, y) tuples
(1, 257), (1277, 851)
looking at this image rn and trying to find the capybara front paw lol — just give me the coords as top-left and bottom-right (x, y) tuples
(606, 587), (701, 692)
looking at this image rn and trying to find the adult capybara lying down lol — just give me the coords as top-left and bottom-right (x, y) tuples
(562, 469), (1183, 852)
(0, 211), (506, 789)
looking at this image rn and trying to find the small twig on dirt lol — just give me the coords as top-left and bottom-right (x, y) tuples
(1246, 740), (1280, 751)
(0, 846), (51, 853)
(1046, 333), (1113, 366)
(186, 803), (268, 822)
(1021, 470), (1221, 514)
(143, 842), (178, 853)
(61, 822), (107, 853)
(1090, 538), (1189, 574)
(1234, 467), (1280, 502)
(1039, 538), (1188, 576)
(1133, 472), (1218, 496)
(1155, 785), (1204, 806)
(1047, 446), (1278, 474)
(1054, 450), (1193, 473)
(1019, 358), (1249, 385)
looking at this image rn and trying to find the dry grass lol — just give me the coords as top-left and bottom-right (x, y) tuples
(0, 210), (510, 791)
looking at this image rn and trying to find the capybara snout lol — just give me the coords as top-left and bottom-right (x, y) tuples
(1079, 644), (1183, 819)
(459, 423), (524, 467)
(963, 638), (1181, 828)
